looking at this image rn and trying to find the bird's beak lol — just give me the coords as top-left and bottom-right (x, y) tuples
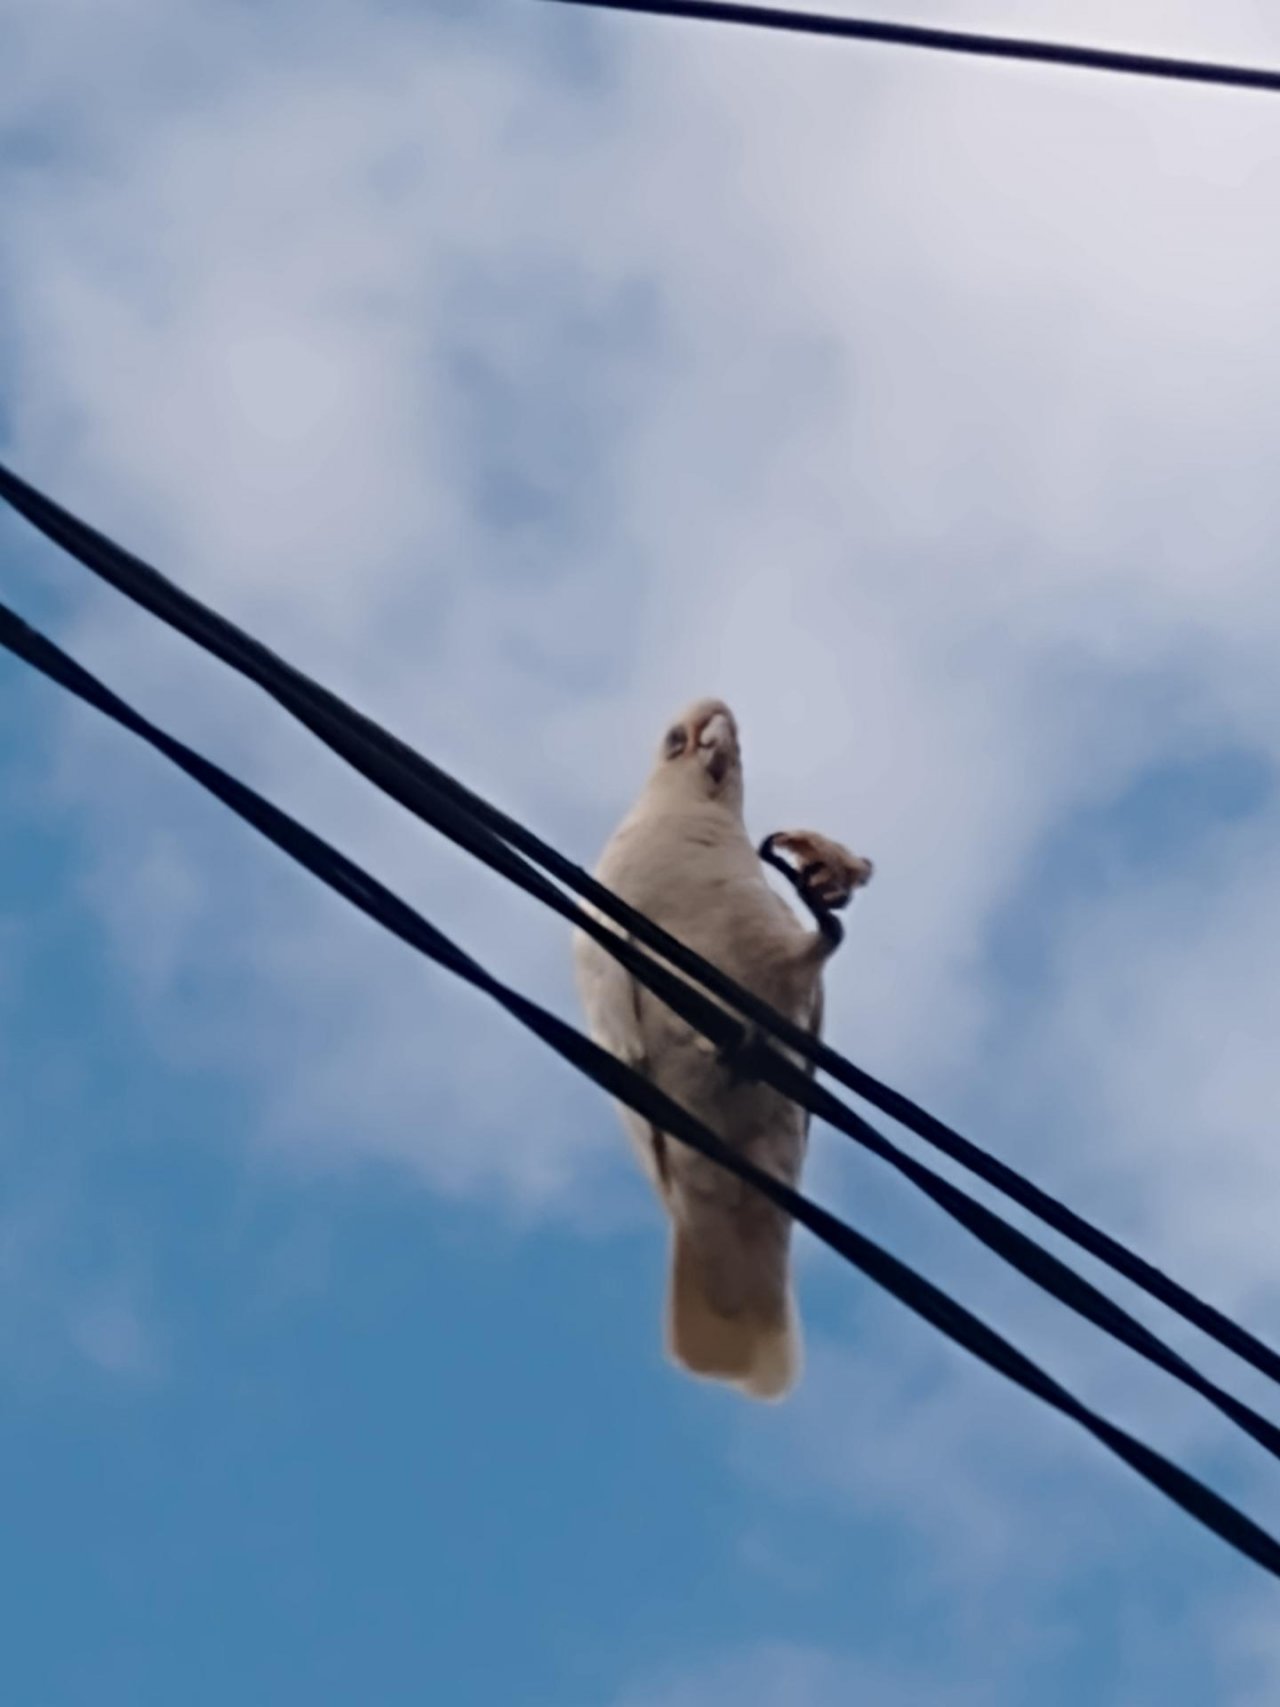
(695, 710), (735, 786)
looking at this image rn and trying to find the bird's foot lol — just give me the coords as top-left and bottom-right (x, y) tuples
(760, 830), (873, 913)
(697, 1018), (769, 1081)
(722, 1019), (770, 1081)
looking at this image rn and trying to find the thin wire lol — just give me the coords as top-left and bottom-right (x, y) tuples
(543, 0), (1280, 96)
(6, 459), (1280, 1402)
(5, 595), (1280, 1581)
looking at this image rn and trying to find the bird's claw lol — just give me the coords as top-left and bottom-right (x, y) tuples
(761, 830), (873, 913)
(694, 1019), (767, 1079)
(716, 1020), (769, 1081)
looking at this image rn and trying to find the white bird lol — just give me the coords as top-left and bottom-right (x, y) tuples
(574, 699), (873, 1400)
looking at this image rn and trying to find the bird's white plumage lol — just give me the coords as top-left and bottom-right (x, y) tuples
(573, 699), (872, 1401)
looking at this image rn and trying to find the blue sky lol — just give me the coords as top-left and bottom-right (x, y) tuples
(5, 0), (1280, 1701)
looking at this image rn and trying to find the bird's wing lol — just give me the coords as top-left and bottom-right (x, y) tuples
(573, 912), (673, 1199)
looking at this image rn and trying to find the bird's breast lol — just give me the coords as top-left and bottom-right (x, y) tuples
(597, 808), (816, 1021)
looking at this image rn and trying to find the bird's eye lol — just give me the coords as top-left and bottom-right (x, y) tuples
(664, 725), (688, 759)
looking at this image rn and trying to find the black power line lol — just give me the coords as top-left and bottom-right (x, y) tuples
(5, 594), (1280, 1580)
(5, 459), (1280, 1409)
(543, 0), (1280, 96)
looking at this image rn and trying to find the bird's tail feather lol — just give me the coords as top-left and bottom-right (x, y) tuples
(666, 1219), (801, 1401)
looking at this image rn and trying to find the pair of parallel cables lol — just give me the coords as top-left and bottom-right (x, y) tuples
(6, 456), (1280, 1576)
(7, 0), (1280, 1581)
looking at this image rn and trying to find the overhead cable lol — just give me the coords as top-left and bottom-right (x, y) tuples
(4, 594), (1280, 1580)
(5, 459), (1280, 1405)
(543, 0), (1280, 97)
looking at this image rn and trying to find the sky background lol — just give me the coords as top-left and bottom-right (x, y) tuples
(4, 0), (1280, 1700)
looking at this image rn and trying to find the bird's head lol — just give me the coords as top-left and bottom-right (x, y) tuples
(649, 697), (744, 813)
